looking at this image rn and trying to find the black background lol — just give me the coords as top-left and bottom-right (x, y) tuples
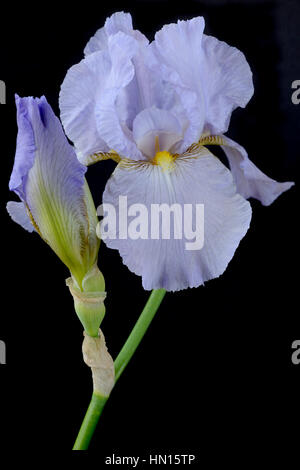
(0, 0), (299, 461)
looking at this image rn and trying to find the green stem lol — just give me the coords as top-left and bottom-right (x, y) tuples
(73, 393), (108, 450)
(73, 288), (166, 450)
(114, 288), (166, 382)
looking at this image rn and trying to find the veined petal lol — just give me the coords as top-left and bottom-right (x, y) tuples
(115, 40), (158, 131)
(83, 11), (153, 148)
(154, 17), (205, 97)
(8, 95), (99, 287)
(95, 32), (144, 160)
(102, 146), (251, 291)
(59, 50), (111, 164)
(9, 95), (36, 201)
(7, 201), (34, 232)
(113, 23), (188, 139)
(152, 17), (206, 146)
(153, 17), (253, 138)
(220, 135), (294, 205)
(61, 13), (199, 163)
(84, 23), (108, 56)
(84, 11), (148, 56)
(105, 11), (148, 45)
(60, 30), (144, 163)
(200, 34), (254, 134)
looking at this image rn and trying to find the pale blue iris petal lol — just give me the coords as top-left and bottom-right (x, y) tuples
(61, 30), (145, 162)
(9, 95), (36, 201)
(60, 50), (111, 163)
(154, 17), (205, 96)
(24, 97), (87, 246)
(61, 13), (201, 162)
(84, 11), (148, 56)
(105, 11), (148, 46)
(200, 34), (254, 134)
(8, 96), (97, 284)
(84, 10), (150, 132)
(102, 148), (251, 291)
(221, 136), (294, 206)
(84, 25), (108, 56)
(104, 11), (133, 34)
(115, 44), (156, 130)
(7, 201), (34, 232)
(132, 106), (184, 158)
(95, 32), (144, 160)
(152, 17), (206, 144)
(153, 17), (253, 138)
(114, 36), (187, 143)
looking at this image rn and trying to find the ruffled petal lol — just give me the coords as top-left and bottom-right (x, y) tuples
(220, 135), (294, 205)
(154, 17), (205, 97)
(84, 24), (108, 56)
(84, 11), (148, 56)
(153, 17), (253, 139)
(60, 31), (144, 163)
(102, 146), (251, 291)
(59, 50), (111, 164)
(7, 201), (34, 232)
(83, 11), (152, 144)
(61, 13), (199, 162)
(115, 42), (158, 132)
(132, 106), (184, 158)
(200, 34), (254, 134)
(95, 32), (144, 160)
(152, 17), (206, 146)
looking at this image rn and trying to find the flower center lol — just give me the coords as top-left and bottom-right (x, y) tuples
(153, 150), (174, 171)
(151, 136), (174, 171)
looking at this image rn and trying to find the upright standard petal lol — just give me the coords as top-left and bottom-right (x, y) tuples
(94, 32), (144, 160)
(153, 17), (254, 137)
(220, 135), (294, 205)
(102, 146), (251, 291)
(59, 50), (111, 163)
(61, 11), (152, 164)
(61, 12), (198, 164)
(154, 17), (205, 98)
(8, 95), (99, 287)
(152, 17), (206, 146)
(200, 34), (254, 134)
(60, 31), (145, 163)
(84, 11), (148, 56)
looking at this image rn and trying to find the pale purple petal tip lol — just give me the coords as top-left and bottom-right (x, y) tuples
(7, 201), (34, 232)
(8, 95), (87, 232)
(221, 136), (295, 206)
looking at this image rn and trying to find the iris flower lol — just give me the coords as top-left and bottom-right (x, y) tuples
(60, 12), (293, 291)
(7, 95), (100, 292)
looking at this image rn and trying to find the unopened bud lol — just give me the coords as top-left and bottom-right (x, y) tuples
(67, 265), (106, 337)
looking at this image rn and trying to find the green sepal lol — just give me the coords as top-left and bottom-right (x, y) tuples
(67, 265), (106, 337)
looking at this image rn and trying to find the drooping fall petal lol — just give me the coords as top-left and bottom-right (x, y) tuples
(102, 146), (251, 291)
